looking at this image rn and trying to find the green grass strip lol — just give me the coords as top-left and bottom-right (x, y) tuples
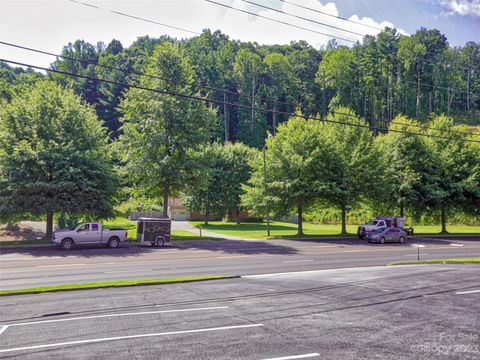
(387, 258), (480, 266)
(0, 275), (232, 296)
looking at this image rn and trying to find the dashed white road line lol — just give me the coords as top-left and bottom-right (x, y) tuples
(0, 323), (263, 353)
(456, 289), (480, 295)
(260, 353), (320, 360)
(6, 306), (229, 327)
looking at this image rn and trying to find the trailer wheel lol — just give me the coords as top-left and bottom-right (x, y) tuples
(379, 237), (385, 244)
(155, 236), (165, 247)
(399, 236), (405, 244)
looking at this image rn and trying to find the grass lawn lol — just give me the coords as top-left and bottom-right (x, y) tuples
(0, 275), (229, 296)
(388, 258), (480, 266)
(189, 221), (480, 239)
(189, 221), (359, 239)
(413, 225), (480, 234)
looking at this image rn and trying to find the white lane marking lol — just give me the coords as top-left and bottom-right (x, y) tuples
(7, 306), (229, 327)
(0, 323), (263, 353)
(449, 243), (464, 247)
(36, 264), (86, 268)
(260, 353), (320, 360)
(103, 269), (153, 274)
(0, 325), (9, 335)
(281, 260), (314, 263)
(456, 289), (480, 295)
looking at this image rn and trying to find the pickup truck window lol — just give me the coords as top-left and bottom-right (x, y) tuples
(91, 223), (99, 231)
(78, 224), (89, 232)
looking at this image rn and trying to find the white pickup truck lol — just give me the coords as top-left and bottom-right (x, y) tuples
(357, 216), (413, 239)
(52, 222), (128, 250)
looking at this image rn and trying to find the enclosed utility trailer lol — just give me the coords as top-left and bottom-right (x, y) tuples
(137, 218), (171, 247)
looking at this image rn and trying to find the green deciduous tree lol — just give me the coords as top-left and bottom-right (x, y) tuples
(374, 116), (442, 219)
(0, 81), (118, 239)
(182, 142), (254, 223)
(117, 42), (216, 217)
(321, 108), (380, 234)
(242, 116), (337, 235)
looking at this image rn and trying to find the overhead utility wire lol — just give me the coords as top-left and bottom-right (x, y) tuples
(239, 0), (364, 37)
(204, 0), (356, 44)
(2, 41), (477, 137)
(278, 0), (472, 71)
(279, 0), (382, 31)
(2, 58), (479, 143)
(2, 40), (472, 105)
(70, 0), (470, 72)
(68, 0), (201, 35)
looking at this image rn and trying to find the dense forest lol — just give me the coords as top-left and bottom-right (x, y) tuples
(1, 27), (479, 147)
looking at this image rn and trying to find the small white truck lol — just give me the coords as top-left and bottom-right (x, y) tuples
(357, 216), (413, 239)
(52, 222), (128, 250)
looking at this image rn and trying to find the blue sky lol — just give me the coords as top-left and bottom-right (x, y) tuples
(1, 0), (478, 69)
(332, 0), (479, 46)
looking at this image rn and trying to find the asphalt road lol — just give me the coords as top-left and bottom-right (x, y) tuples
(0, 265), (479, 359)
(1, 236), (480, 290)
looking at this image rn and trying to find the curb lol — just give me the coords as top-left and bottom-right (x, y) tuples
(0, 275), (240, 297)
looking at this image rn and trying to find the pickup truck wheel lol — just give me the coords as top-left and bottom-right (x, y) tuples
(61, 238), (74, 250)
(107, 237), (120, 248)
(379, 237), (385, 244)
(155, 236), (165, 247)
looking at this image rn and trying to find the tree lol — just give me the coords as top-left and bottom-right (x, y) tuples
(242, 116), (337, 235)
(0, 81), (118, 239)
(182, 142), (254, 224)
(233, 48), (265, 147)
(425, 115), (480, 232)
(117, 42), (216, 217)
(321, 108), (380, 234)
(374, 116), (442, 220)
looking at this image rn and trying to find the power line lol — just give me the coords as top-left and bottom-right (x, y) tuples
(2, 40), (477, 137)
(2, 58), (479, 143)
(70, 0), (470, 73)
(68, 0), (201, 36)
(279, 0), (382, 31)
(204, 0), (357, 44)
(278, 0), (472, 72)
(239, 0), (364, 37)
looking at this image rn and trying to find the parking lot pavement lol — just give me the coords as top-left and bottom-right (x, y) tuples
(0, 264), (479, 359)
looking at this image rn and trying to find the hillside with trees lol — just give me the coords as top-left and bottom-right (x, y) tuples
(0, 27), (479, 233)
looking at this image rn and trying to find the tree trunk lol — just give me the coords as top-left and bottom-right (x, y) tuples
(272, 103), (277, 134)
(340, 205), (347, 235)
(163, 185), (169, 218)
(416, 76), (420, 120)
(46, 212), (53, 240)
(236, 208), (240, 225)
(223, 83), (229, 141)
(204, 206), (209, 225)
(441, 207), (447, 234)
(297, 205), (303, 236)
(250, 74), (255, 131)
(400, 206), (404, 218)
(466, 70), (471, 111)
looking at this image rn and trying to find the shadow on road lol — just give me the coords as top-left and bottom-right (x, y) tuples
(0, 239), (300, 258)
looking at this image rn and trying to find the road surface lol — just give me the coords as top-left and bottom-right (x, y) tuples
(1, 236), (479, 290)
(0, 265), (478, 359)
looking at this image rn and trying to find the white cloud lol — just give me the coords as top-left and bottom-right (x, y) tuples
(437, 0), (480, 17)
